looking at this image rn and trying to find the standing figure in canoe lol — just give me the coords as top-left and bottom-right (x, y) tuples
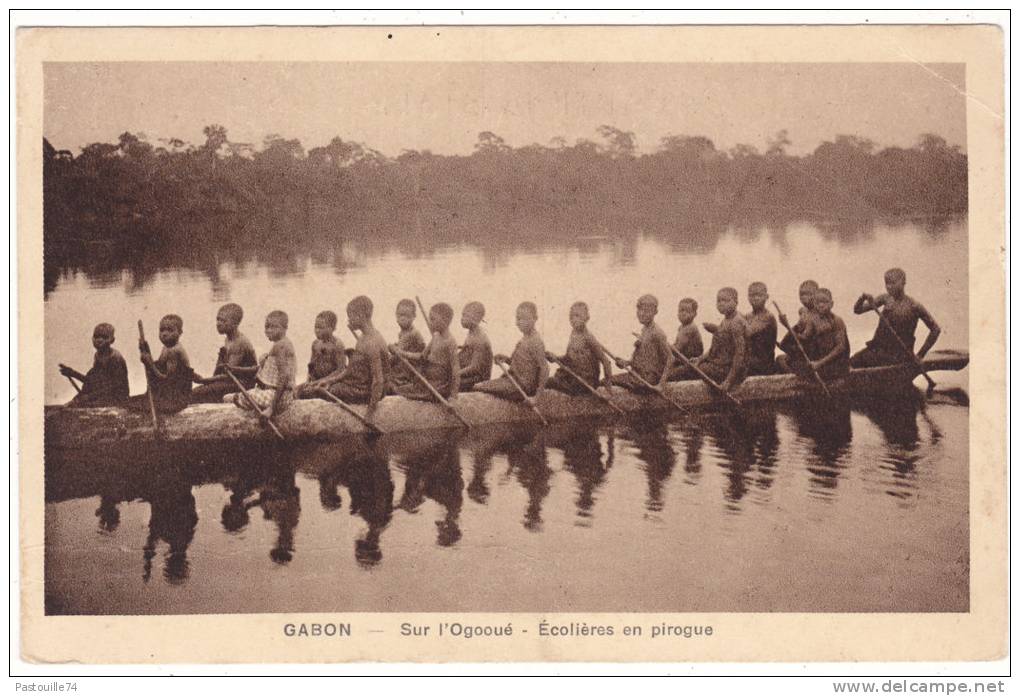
(190, 303), (258, 403)
(129, 314), (194, 415)
(389, 298), (426, 390)
(666, 297), (704, 381)
(474, 301), (548, 402)
(295, 310), (346, 398)
(544, 301), (613, 395)
(612, 294), (673, 392)
(225, 310), (296, 418)
(392, 302), (461, 402)
(678, 287), (748, 392)
(302, 296), (389, 418)
(458, 301), (493, 391)
(850, 267), (941, 367)
(59, 322), (129, 407)
(778, 288), (850, 381)
(744, 282), (778, 376)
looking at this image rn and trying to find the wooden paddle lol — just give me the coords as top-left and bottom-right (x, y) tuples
(318, 388), (384, 436)
(546, 354), (626, 416)
(390, 347), (471, 429)
(136, 321), (162, 435)
(869, 306), (937, 396)
(773, 301), (833, 399)
(494, 357), (549, 427)
(601, 346), (687, 415)
(58, 364), (83, 394)
(223, 367), (285, 441)
(656, 337), (744, 409)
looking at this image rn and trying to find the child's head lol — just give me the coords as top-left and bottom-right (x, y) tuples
(264, 310), (288, 341)
(814, 288), (834, 315)
(884, 268), (907, 297)
(396, 299), (416, 330)
(429, 303), (455, 333)
(461, 301), (485, 329)
(636, 294), (658, 325)
(314, 310), (337, 341)
(569, 301), (590, 331)
(716, 287), (738, 316)
(92, 322), (115, 351)
(799, 280), (820, 310)
(515, 301), (538, 334)
(158, 315), (183, 347)
(347, 296), (374, 331)
(748, 282), (769, 311)
(677, 298), (698, 325)
(216, 303), (243, 335)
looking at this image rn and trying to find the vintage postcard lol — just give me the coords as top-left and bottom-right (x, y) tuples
(18, 24), (1005, 663)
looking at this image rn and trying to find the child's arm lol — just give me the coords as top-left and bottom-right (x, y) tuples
(447, 339), (460, 399)
(702, 322), (719, 334)
(914, 301), (942, 359)
(722, 323), (746, 391)
(854, 292), (887, 314)
(58, 364), (88, 382)
(813, 319), (850, 370)
(265, 342), (295, 419)
(655, 331), (673, 389)
(587, 333), (614, 386)
(365, 339), (385, 416)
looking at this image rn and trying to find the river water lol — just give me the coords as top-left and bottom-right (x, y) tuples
(43, 216), (969, 614)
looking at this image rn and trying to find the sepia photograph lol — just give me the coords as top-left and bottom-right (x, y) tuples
(17, 22), (1006, 665)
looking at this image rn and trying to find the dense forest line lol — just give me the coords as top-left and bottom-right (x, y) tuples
(43, 125), (967, 261)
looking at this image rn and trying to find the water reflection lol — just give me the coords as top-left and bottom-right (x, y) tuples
(44, 394), (955, 606)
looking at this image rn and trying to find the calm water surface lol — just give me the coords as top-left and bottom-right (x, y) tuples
(44, 218), (969, 613)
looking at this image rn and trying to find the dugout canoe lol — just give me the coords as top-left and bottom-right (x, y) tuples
(44, 349), (968, 449)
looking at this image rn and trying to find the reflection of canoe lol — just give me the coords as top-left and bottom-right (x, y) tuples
(45, 349), (968, 449)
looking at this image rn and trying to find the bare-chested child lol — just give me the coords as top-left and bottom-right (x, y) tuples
(225, 310), (296, 419)
(474, 302), (548, 401)
(678, 287), (747, 391)
(130, 314), (193, 414)
(803, 288), (850, 380)
(777, 279), (820, 367)
(666, 298), (703, 380)
(191, 303), (258, 403)
(295, 310), (346, 398)
(611, 294), (673, 392)
(389, 299), (426, 389)
(303, 296), (390, 418)
(393, 302), (460, 401)
(458, 301), (493, 390)
(60, 322), (129, 407)
(851, 267), (941, 367)
(544, 301), (613, 395)
(744, 282), (778, 376)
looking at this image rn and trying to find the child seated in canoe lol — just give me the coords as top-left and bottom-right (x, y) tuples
(225, 310), (296, 418)
(777, 279), (820, 362)
(676, 287), (748, 392)
(850, 267), (941, 367)
(544, 301), (613, 395)
(130, 314), (194, 414)
(389, 299), (426, 389)
(59, 322), (129, 407)
(191, 303), (258, 403)
(611, 294), (672, 392)
(666, 297), (703, 380)
(303, 296), (389, 418)
(473, 301), (548, 401)
(778, 288), (849, 381)
(744, 282), (778, 376)
(295, 310), (346, 398)
(458, 301), (493, 390)
(393, 302), (460, 401)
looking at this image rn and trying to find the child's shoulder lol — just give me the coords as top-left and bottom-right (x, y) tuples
(233, 331), (255, 348)
(108, 347), (127, 363)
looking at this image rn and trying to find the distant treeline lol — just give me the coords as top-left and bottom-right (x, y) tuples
(43, 125), (967, 254)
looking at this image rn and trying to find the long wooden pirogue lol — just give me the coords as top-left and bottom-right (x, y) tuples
(45, 350), (968, 449)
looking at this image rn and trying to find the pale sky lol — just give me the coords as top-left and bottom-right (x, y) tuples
(44, 62), (967, 156)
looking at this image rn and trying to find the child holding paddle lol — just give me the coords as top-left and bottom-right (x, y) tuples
(458, 301), (493, 390)
(744, 282), (778, 376)
(131, 314), (193, 414)
(850, 267), (941, 368)
(666, 298), (704, 380)
(473, 301), (548, 402)
(295, 310), (346, 398)
(59, 322), (129, 407)
(225, 310), (296, 419)
(544, 301), (613, 395)
(190, 303), (258, 403)
(677, 287), (748, 392)
(393, 302), (461, 402)
(389, 299), (426, 389)
(611, 294), (673, 392)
